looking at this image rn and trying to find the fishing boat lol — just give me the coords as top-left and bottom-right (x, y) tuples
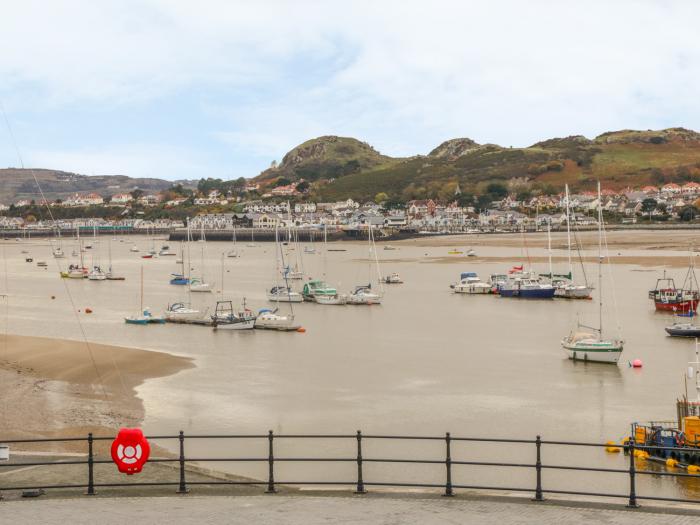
(382, 272), (403, 284)
(453, 272), (491, 294)
(561, 182), (623, 364)
(347, 285), (382, 305)
(88, 266), (107, 281)
(625, 344), (700, 466)
(125, 267), (165, 324)
(648, 270), (699, 314)
(254, 308), (299, 330)
(212, 300), (256, 330)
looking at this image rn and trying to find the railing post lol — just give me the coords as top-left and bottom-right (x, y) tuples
(266, 430), (276, 493)
(355, 430), (366, 494)
(627, 439), (639, 508)
(85, 433), (95, 496)
(533, 435), (543, 501)
(443, 432), (453, 497)
(176, 430), (189, 494)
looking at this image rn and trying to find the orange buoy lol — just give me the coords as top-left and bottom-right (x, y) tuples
(296, 327), (306, 333)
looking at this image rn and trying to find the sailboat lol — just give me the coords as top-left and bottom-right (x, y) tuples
(61, 225), (87, 278)
(258, 232), (299, 329)
(552, 184), (593, 299)
(165, 219), (203, 321)
(304, 230), (316, 254)
(561, 182), (624, 364)
(246, 228), (258, 248)
(170, 229), (190, 285)
(303, 224), (347, 304)
(348, 227), (383, 305)
(267, 227), (304, 303)
(52, 232), (65, 258)
(227, 227), (240, 258)
(125, 267), (165, 324)
(190, 223), (212, 292)
(105, 238), (125, 280)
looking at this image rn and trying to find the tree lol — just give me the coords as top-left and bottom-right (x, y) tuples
(485, 182), (507, 199)
(680, 206), (698, 222)
(275, 177), (291, 188)
(641, 198), (657, 213)
(131, 189), (144, 200)
(296, 181), (310, 193)
(374, 192), (389, 204)
(456, 193), (475, 207)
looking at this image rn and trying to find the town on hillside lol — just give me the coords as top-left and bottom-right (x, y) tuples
(1, 180), (700, 233)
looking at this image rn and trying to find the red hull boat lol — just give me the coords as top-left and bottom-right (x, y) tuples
(649, 271), (700, 313)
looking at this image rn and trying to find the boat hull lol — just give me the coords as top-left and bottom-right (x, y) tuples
(654, 300), (699, 313)
(561, 341), (623, 364)
(499, 288), (555, 298)
(454, 285), (491, 294)
(267, 294), (304, 303)
(665, 327), (700, 337)
(215, 319), (256, 330)
(554, 286), (594, 299)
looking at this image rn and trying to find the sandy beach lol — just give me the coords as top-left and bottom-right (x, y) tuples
(0, 335), (193, 446)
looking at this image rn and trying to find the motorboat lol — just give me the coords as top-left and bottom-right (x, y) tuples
(347, 285), (382, 305)
(165, 302), (202, 322)
(499, 278), (555, 298)
(282, 265), (304, 280)
(466, 249), (476, 257)
(302, 280), (338, 301)
(53, 248), (65, 258)
(267, 286), (304, 303)
(453, 273), (491, 294)
(130, 245), (140, 253)
(212, 300), (256, 330)
(382, 272), (403, 284)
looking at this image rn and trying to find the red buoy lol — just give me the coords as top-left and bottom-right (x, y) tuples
(632, 359), (643, 368)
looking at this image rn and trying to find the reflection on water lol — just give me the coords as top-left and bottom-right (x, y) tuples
(2, 235), (699, 499)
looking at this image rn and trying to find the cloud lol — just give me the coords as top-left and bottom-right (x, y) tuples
(2, 1), (700, 178)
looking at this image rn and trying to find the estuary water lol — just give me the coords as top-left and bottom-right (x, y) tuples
(3, 232), (700, 499)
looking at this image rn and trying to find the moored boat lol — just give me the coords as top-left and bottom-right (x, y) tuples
(648, 273), (699, 314)
(382, 272), (403, 284)
(165, 302), (202, 322)
(498, 278), (555, 298)
(302, 279), (338, 301)
(347, 285), (382, 305)
(267, 285), (303, 303)
(254, 308), (299, 330)
(212, 300), (256, 330)
(665, 321), (700, 338)
(453, 272), (491, 294)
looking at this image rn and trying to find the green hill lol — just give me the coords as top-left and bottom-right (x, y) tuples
(253, 128), (700, 201)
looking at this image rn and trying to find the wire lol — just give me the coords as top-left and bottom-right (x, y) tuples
(0, 101), (114, 400)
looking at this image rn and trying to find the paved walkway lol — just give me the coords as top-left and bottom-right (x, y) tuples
(3, 494), (700, 524)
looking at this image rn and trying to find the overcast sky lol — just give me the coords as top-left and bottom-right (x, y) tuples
(1, 0), (699, 180)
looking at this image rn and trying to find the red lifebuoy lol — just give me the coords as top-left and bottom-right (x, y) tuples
(111, 428), (150, 475)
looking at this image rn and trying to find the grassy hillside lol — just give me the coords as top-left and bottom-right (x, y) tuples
(254, 128), (700, 202)
(0, 169), (175, 203)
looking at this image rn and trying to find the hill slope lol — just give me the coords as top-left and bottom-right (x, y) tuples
(253, 128), (700, 201)
(0, 169), (176, 203)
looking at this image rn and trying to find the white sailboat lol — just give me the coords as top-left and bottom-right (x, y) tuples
(348, 226), (383, 305)
(165, 219), (203, 320)
(190, 223), (212, 292)
(553, 184), (594, 299)
(105, 238), (125, 280)
(561, 182), (623, 364)
(227, 227), (240, 258)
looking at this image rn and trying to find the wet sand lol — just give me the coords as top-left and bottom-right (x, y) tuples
(0, 335), (193, 445)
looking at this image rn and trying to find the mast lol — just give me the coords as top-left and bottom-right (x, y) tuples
(547, 220), (552, 279)
(186, 217), (192, 304)
(140, 265), (144, 312)
(597, 181), (603, 340)
(220, 253), (225, 300)
(565, 184), (572, 280)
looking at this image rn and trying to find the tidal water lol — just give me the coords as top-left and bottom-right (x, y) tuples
(2, 233), (700, 500)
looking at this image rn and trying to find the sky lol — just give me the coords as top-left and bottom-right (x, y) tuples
(1, 0), (700, 181)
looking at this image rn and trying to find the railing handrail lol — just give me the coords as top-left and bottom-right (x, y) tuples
(1, 430), (699, 509)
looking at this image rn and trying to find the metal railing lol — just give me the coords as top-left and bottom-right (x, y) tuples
(1, 431), (700, 508)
